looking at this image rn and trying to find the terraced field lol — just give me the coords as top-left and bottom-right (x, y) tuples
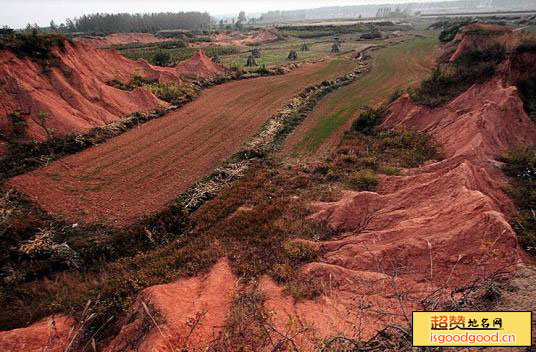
(10, 59), (355, 226)
(282, 35), (438, 157)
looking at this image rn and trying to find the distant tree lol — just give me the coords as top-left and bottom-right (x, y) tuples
(60, 12), (212, 34)
(152, 51), (172, 67)
(288, 50), (297, 61)
(50, 20), (58, 32)
(0, 26), (14, 36)
(235, 21), (243, 31)
(219, 19), (224, 29)
(238, 11), (247, 24)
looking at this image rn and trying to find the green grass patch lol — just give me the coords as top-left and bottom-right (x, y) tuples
(291, 36), (438, 155)
(120, 45), (240, 64)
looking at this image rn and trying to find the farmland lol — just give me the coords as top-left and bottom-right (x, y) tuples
(10, 59), (356, 226)
(282, 35), (438, 157)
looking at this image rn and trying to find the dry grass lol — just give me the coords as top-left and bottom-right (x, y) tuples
(0, 162), (337, 335)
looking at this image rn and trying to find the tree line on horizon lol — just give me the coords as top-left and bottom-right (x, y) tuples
(47, 12), (213, 34)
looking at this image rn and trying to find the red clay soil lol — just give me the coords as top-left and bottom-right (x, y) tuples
(175, 50), (229, 78)
(449, 23), (516, 62)
(105, 259), (235, 351)
(3, 35), (536, 351)
(0, 316), (73, 352)
(74, 33), (173, 47)
(0, 42), (172, 143)
(0, 43), (231, 149)
(237, 29), (279, 45)
(107, 53), (536, 349)
(9, 59), (354, 226)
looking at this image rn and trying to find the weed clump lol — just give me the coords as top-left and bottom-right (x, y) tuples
(152, 50), (172, 67)
(348, 169), (378, 191)
(411, 44), (506, 107)
(144, 82), (200, 104)
(499, 146), (536, 255)
(351, 107), (382, 135)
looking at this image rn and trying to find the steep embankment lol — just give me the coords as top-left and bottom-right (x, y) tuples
(0, 42), (171, 144)
(0, 43), (229, 151)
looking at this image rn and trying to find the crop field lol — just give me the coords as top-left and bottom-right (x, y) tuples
(220, 35), (370, 69)
(282, 35), (438, 157)
(119, 45), (241, 63)
(10, 59), (356, 226)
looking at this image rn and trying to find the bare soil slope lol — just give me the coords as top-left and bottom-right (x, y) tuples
(0, 42), (231, 154)
(175, 50), (229, 78)
(0, 42), (174, 143)
(10, 59), (354, 226)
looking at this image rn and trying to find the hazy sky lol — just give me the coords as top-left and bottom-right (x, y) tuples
(0, 0), (450, 28)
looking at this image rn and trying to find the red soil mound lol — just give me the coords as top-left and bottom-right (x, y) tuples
(449, 23), (515, 61)
(0, 42), (177, 144)
(175, 50), (229, 78)
(105, 259), (235, 351)
(0, 45), (233, 149)
(75, 33), (172, 47)
(0, 316), (73, 352)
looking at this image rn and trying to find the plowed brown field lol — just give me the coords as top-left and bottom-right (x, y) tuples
(10, 59), (354, 226)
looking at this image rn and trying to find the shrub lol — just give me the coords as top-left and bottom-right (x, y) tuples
(411, 45), (506, 107)
(439, 24), (464, 43)
(145, 82), (200, 104)
(283, 240), (319, 263)
(517, 77), (536, 121)
(0, 31), (68, 59)
(152, 50), (172, 66)
(347, 169), (378, 191)
(351, 107), (382, 135)
(360, 31), (382, 40)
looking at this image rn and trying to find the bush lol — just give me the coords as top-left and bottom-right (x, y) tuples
(152, 50), (172, 66)
(144, 82), (200, 104)
(411, 45), (506, 107)
(517, 77), (536, 121)
(0, 31), (68, 59)
(360, 31), (382, 40)
(351, 107), (382, 135)
(348, 169), (378, 191)
(439, 24), (464, 43)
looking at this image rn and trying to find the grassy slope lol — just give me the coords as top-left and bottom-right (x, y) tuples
(285, 35), (438, 156)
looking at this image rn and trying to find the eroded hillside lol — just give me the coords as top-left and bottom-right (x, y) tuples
(0, 25), (535, 351)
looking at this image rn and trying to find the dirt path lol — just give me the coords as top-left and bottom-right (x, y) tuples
(10, 59), (355, 226)
(281, 36), (438, 159)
